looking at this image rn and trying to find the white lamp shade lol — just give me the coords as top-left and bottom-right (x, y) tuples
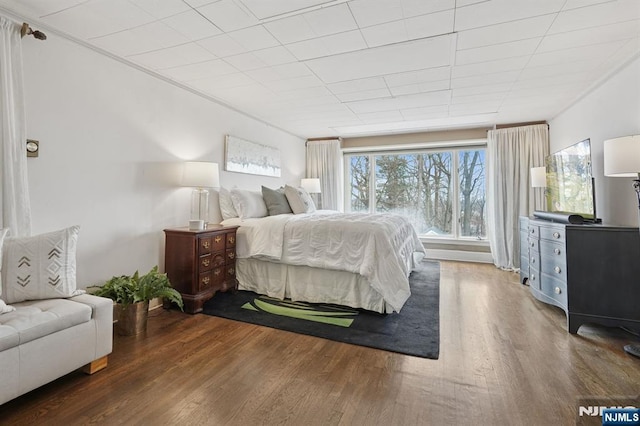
(604, 135), (640, 177)
(530, 167), (547, 188)
(301, 178), (321, 193)
(182, 162), (220, 188)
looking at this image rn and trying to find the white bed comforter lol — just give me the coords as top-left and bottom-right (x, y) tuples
(223, 212), (425, 312)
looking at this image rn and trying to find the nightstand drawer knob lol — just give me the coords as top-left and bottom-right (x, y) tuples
(228, 267), (235, 275)
(215, 236), (222, 243)
(554, 266), (561, 274)
(214, 269), (221, 276)
(553, 232), (560, 239)
(228, 236), (235, 244)
(202, 258), (210, 267)
(555, 287), (561, 294)
(202, 276), (210, 285)
(228, 252), (235, 259)
(202, 241), (210, 249)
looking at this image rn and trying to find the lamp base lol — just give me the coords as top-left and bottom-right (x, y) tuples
(190, 188), (210, 222)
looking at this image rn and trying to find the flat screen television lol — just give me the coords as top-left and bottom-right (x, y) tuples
(545, 138), (597, 221)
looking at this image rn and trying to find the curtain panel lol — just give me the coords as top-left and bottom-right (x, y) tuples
(305, 139), (342, 211)
(0, 16), (31, 237)
(487, 124), (549, 271)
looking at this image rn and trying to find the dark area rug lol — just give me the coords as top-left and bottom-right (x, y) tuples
(202, 260), (440, 359)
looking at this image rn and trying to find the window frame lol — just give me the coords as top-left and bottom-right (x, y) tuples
(343, 139), (488, 243)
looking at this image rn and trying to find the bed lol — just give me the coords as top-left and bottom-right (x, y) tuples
(221, 211), (425, 313)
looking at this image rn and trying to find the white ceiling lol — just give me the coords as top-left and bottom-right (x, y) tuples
(1, 0), (639, 138)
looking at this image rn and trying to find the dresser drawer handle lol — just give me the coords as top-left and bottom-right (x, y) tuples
(228, 236), (235, 244)
(554, 248), (561, 255)
(531, 257), (536, 264)
(214, 236), (222, 243)
(202, 241), (210, 249)
(202, 258), (210, 267)
(228, 252), (235, 259)
(531, 274), (536, 281)
(554, 266), (561, 274)
(214, 269), (221, 276)
(202, 276), (210, 285)
(530, 228), (535, 234)
(554, 287), (561, 294)
(530, 242), (535, 247)
(228, 267), (235, 275)
(553, 232), (561, 239)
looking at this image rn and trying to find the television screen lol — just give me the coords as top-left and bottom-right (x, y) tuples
(545, 139), (595, 220)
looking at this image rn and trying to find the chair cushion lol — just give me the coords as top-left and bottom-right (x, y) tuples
(0, 298), (92, 351)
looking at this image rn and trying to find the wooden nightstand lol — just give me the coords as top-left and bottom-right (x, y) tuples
(164, 225), (239, 314)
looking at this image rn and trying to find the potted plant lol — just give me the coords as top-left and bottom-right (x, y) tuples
(92, 266), (183, 336)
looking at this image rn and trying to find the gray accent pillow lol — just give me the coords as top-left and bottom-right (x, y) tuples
(284, 185), (316, 214)
(262, 186), (293, 216)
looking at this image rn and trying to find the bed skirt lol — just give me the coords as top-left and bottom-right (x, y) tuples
(235, 258), (393, 313)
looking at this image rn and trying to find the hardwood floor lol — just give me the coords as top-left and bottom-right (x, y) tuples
(1, 261), (638, 425)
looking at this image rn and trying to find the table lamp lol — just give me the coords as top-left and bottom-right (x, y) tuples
(182, 162), (220, 224)
(603, 135), (640, 358)
(301, 178), (321, 209)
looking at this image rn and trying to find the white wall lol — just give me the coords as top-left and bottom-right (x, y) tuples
(21, 34), (305, 288)
(549, 55), (640, 227)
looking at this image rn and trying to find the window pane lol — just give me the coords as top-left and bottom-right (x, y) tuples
(458, 150), (486, 238)
(374, 152), (453, 236)
(348, 155), (369, 212)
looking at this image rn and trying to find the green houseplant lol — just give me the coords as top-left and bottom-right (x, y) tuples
(92, 266), (183, 336)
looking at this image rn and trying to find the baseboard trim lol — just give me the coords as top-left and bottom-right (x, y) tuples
(426, 249), (493, 263)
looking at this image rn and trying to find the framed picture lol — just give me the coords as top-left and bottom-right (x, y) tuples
(225, 135), (281, 177)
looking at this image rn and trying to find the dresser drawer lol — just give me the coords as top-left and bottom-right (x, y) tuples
(198, 271), (213, 292)
(528, 225), (539, 238)
(225, 249), (236, 264)
(198, 236), (213, 255)
(199, 254), (214, 272)
(540, 226), (565, 243)
(541, 274), (568, 308)
(540, 253), (567, 282)
(226, 232), (236, 248)
(540, 239), (565, 258)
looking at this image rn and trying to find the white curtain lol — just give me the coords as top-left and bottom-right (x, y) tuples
(0, 16), (31, 236)
(487, 124), (548, 270)
(305, 139), (343, 211)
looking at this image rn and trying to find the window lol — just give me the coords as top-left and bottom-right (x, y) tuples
(345, 146), (486, 240)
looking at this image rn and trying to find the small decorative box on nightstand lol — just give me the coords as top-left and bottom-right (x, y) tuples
(164, 225), (239, 314)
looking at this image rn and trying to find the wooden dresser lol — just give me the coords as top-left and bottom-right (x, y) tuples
(519, 216), (640, 333)
(164, 225), (239, 314)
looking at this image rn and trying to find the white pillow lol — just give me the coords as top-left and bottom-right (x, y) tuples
(284, 185), (316, 214)
(1, 226), (85, 304)
(219, 187), (239, 220)
(0, 228), (14, 314)
(230, 189), (268, 219)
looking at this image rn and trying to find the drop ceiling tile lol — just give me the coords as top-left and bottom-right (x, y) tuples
(245, 62), (313, 82)
(357, 110), (405, 124)
(213, 83), (275, 104)
(562, 0), (614, 10)
(549, 0), (640, 34)
(228, 25), (281, 51)
(1, 0), (87, 17)
(384, 67), (451, 87)
(41, 0), (156, 39)
(301, 3), (358, 37)
(348, 0), (455, 28)
(452, 57), (530, 78)
(527, 40), (627, 67)
(129, 0), (191, 19)
(538, 20), (640, 53)
(184, 0), (217, 8)
(452, 83), (513, 97)
(239, 0), (334, 20)
(161, 59), (238, 81)
(448, 101), (500, 115)
(454, 0), (565, 32)
(264, 15), (315, 44)
(197, 34), (247, 57)
(306, 35), (453, 84)
(450, 91), (508, 105)
(511, 73), (591, 90)
(451, 71), (520, 89)
(128, 43), (216, 69)
(91, 21), (190, 56)
(519, 60), (596, 80)
(223, 53), (269, 71)
(262, 75), (324, 92)
(327, 77), (387, 95)
(361, 9), (454, 48)
(189, 72), (256, 91)
(252, 46), (298, 66)
(275, 86), (333, 101)
(457, 15), (555, 50)
(455, 38), (540, 65)
(286, 30), (367, 61)
(197, 0), (259, 32)
(335, 88), (393, 102)
(389, 80), (450, 96)
(346, 90), (451, 114)
(400, 105), (449, 121)
(162, 10), (223, 41)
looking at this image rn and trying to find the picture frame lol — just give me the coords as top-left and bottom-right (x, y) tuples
(225, 135), (281, 177)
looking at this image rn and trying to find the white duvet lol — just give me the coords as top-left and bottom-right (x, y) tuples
(223, 212), (425, 312)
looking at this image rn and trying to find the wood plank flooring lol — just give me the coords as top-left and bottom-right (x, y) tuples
(1, 261), (638, 425)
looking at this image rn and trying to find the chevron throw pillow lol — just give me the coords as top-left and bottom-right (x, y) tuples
(1, 226), (84, 304)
